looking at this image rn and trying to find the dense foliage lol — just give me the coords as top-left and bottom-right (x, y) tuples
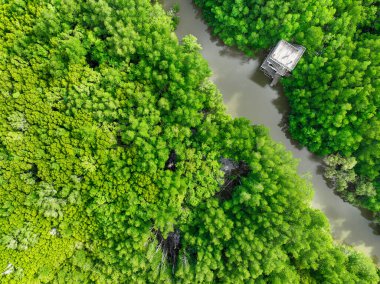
(0, 0), (378, 282)
(195, 0), (380, 218)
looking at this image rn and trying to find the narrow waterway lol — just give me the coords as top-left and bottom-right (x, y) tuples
(164, 0), (380, 263)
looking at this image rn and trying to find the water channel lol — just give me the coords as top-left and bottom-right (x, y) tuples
(163, 0), (379, 264)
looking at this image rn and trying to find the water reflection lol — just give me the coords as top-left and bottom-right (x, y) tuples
(164, 0), (379, 264)
(250, 65), (270, 88)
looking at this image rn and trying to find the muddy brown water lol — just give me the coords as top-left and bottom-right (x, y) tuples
(163, 0), (379, 264)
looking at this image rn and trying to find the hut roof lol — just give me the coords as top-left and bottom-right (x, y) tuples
(269, 40), (305, 71)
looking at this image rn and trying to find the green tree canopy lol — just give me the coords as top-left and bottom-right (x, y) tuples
(0, 0), (378, 283)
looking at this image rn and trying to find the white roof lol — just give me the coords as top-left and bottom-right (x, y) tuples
(270, 40), (305, 71)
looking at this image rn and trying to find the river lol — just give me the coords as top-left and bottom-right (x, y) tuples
(163, 0), (379, 263)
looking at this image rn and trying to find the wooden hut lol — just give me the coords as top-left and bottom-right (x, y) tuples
(260, 40), (306, 86)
